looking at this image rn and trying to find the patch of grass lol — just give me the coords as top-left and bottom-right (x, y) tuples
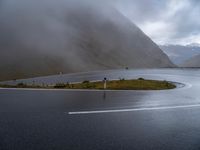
(70, 79), (176, 90)
(119, 78), (125, 81)
(82, 80), (90, 84)
(0, 83), (42, 89)
(54, 83), (67, 88)
(17, 83), (28, 88)
(0, 79), (176, 90)
(0, 84), (16, 88)
(138, 77), (144, 80)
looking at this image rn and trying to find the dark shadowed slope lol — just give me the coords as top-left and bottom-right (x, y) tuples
(0, 0), (174, 81)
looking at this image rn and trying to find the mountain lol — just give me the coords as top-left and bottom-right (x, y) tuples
(181, 54), (200, 67)
(0, 0), (175, 81)
(160, 45), (200, 65)
(187, 43), (200, 47)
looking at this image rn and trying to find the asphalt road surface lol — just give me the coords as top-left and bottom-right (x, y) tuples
(1, 69), (200, 150)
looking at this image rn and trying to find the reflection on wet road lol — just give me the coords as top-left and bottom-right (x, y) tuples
(1, 69), (200, 150)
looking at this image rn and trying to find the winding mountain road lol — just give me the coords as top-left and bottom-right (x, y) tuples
(0, 69), (200, 150)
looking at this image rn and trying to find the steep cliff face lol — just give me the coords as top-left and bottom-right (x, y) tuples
(0, 0), (174, 81)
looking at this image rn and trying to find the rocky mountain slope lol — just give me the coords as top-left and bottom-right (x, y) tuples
(0, 0), (175, 81)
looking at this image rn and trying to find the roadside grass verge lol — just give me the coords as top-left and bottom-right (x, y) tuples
(68, 79), (176, 90)
(0, 78), (176, 90)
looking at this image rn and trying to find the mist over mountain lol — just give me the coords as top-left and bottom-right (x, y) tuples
(181, 54), (200, 68)
(160, 45), (200, 65)
(0, 0), (174, 81)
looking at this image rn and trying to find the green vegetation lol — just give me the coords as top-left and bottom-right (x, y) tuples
(0, 82), (42, 88)
(68, 78), (176, 90)
(54, 83), (67, 88)
(82, 80), (90, 84)
(0, 78), (176, 90)
(138, 77), (144, 80)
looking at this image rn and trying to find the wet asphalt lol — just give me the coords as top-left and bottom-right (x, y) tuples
(1, 69), (200, 150)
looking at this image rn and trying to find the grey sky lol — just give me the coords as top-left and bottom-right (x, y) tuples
(1, 0), (199, 45)
(111, 0), (200, 45)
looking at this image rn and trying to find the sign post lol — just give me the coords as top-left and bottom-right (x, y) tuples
(103, 77), (107, 89)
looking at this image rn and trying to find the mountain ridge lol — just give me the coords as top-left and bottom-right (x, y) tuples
(181, 54), (200, 67)
(160, 44), (200, 65)
(0, 0), (175, 81)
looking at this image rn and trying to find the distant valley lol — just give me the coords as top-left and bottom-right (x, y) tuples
(160, 44), (200, 66)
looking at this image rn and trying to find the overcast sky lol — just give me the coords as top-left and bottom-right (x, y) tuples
(110, 0), (200, 45)
(1, 0), (199, 46)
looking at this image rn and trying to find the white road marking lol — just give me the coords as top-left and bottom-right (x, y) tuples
(68, 104), (200, 115)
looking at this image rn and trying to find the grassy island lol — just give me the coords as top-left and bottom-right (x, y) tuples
(0, 78), (176, 90)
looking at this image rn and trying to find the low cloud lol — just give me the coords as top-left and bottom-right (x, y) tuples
(111, 0), (200, 45)
(0, 0), (199, 46)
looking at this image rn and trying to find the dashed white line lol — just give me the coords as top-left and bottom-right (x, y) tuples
(68, 104), (200, 115)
